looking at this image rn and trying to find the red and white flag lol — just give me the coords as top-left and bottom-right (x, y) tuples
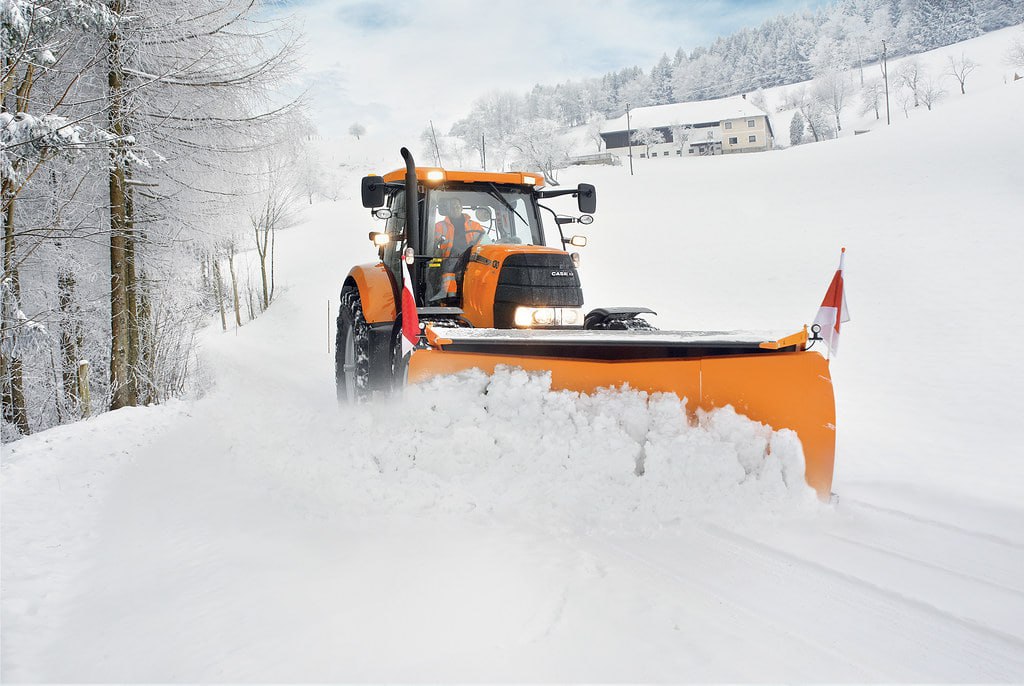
(401, 260), (419, 357)
(813, 248), (850, 357)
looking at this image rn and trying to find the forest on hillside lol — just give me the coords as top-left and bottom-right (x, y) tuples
(1, 1), (309, 440)
(429, 0), (1024, 175)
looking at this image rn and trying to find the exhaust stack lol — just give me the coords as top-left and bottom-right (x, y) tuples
(400, 147), (418, 254)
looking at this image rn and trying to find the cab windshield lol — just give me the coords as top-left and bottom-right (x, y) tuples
(425, 184), (543, 257)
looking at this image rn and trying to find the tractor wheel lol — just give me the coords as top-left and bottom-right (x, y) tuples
(336, 286), (372, 403)
(390, 325), (409, 394)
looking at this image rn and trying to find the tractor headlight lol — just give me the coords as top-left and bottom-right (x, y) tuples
(513, 306), (583, 328)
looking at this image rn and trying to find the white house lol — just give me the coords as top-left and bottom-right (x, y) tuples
(600, 95), (775, 159)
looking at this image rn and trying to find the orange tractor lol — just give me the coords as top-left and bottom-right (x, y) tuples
(337, 148), (836, 498)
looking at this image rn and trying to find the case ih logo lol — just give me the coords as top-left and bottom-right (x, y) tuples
(551, 270), (574, 277)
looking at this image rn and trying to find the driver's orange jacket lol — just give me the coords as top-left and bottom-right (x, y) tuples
(434, 215), (484, 258)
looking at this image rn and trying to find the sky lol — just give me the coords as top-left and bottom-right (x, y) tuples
(270, 0), (827, 154)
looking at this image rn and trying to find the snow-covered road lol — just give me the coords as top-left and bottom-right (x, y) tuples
(4, 77), (1024, 681)
(5, 367), (1022, 681)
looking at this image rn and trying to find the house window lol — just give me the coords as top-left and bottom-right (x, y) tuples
(728, 136), (738, 145)
(676, 149), (682, 155)
(639, 153), (646, 158)
(748, 135), (757, 143)
(747, 119), (755, 127)
(724, 121), (733, 130)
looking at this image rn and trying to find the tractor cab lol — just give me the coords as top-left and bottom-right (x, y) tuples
(361, 162), (596, 327)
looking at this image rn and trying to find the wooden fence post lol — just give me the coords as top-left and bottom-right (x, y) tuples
(78, 360), (90, 417)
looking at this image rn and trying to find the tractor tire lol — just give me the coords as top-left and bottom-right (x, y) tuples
(391, 325), (409, 394)
(336, 286), (373, 403)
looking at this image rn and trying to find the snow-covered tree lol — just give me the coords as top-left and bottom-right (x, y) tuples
(585, 113), (606, 152)
(250, 131), (306, 312)
(2, 0), (302, 438)
(896, 59), (924, 108)
(507, 119), (571, 186)
(860, 78), (884, 120)
(348, 123), (366, 140)
(650, 54), (675, 105)
(1007, 31), (1024, 69)
(895, 0), (982, 53)
(669, 124), (691, 153)
(747, 89), (770, 114)
(631, 127), (666, 157)
(813, 70), (854, 133)
(789, 111), (806, 145)
(2, 0), (116, 434)
(895, 84), (915, 118)
(977, 0), (1024, 31)
(918, 77), (946, 111)
(790, 86), (834, 141)
(945, 53), (978, 94)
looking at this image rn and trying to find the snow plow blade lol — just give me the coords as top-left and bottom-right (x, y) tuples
(408, 327), (836, 499)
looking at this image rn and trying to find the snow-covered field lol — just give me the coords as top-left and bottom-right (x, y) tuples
(4, 35), (1024, 683)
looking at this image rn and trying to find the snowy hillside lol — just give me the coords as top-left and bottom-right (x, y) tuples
(760, 23), (1024, 142)
(4, 43), (1024, 686)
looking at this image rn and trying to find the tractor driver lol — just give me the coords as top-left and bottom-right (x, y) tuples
(433, 196), (485, 258)
(427, 196), (486, 303)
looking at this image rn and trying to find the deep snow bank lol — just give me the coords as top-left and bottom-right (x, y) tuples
(336, 368), (818, 529)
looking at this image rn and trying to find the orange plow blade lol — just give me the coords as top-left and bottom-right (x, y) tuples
(407, 328), (836, 499)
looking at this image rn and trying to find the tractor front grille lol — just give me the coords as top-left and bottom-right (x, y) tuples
(493, 253), (584, 328)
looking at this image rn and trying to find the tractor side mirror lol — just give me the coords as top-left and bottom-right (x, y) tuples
(361, 175), (385, 208)
(577, 183), (596, 214)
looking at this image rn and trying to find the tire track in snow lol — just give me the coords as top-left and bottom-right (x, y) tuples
(842, 497), (1024, 549)
(699, 522), (1024, 678)
(589, 533), (887, 681)
(590, 522), (1024, 682)
(822, 530), (1024, 598)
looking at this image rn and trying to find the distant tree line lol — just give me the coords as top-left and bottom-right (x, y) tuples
(430, 0), (1023, 171)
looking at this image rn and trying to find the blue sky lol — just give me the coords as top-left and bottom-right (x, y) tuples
(271, 0), (827, 145)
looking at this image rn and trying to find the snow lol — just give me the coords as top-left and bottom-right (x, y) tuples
(430, 326), (785, 344)
(4, 28), (1024, 683)
(601, 94), (770, 132)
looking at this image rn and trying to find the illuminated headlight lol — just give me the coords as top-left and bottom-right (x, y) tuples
(513, 306), (584, 328)
(426, 169), (445, 182)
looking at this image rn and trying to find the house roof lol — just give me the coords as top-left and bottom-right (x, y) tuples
(601, 96), (769, 133)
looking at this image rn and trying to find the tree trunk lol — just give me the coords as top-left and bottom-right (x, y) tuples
(58, 268), (81, 415)
(259, 249), (269, 310)
(125, 179), (141, 402)
(137, 270), (154, 405)
(8, 357), (30, 433)
(228, 246), (241, 327)
(269, 222), (275, 304)
(213, 254), (227, 331)
(2, 172), (30, 435)
(107, 1), (134, 410)
(78, 360), (91, 417)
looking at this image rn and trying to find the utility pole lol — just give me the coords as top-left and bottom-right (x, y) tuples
(481, 133), (486, 170)
(625, 102), (634, 176)
(882, 40), (891, 126)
